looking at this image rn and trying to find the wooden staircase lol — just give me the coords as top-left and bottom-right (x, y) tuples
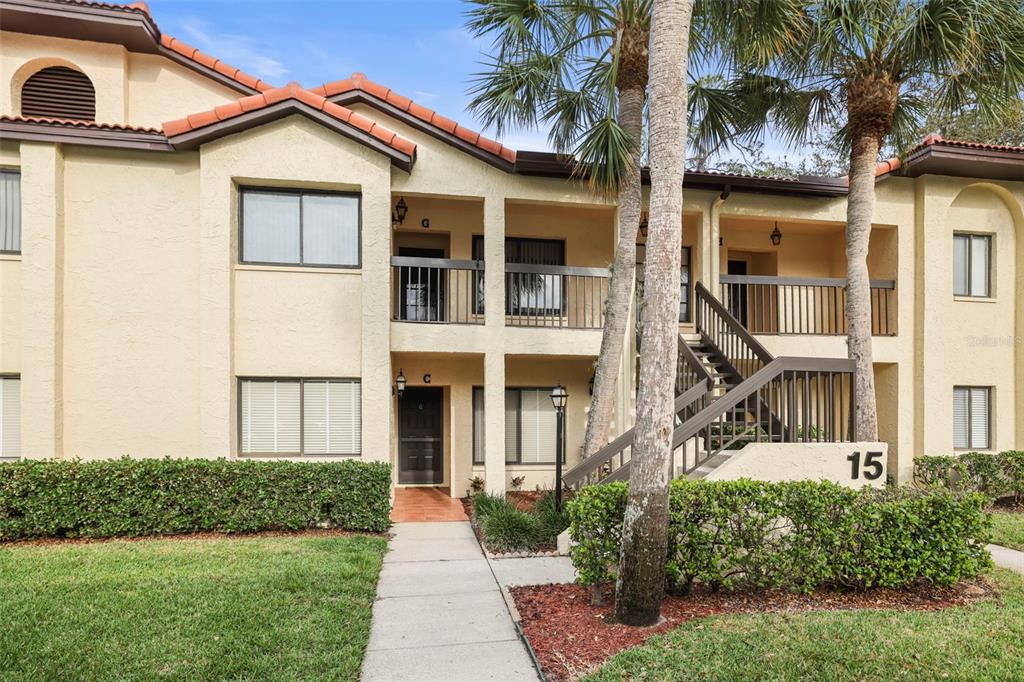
(562, 282), (857, 489)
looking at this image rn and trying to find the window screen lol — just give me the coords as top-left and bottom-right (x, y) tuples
(953, 386), (991, 450)
(1, 171), (19, 254)
(241, 189), (360, 266)
(0, 377), (20, 459)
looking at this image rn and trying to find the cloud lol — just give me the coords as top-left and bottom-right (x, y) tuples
(177, 18), (289, 82)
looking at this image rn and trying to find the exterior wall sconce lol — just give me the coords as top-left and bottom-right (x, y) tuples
(394, 369), (406, 398)
(770, 223), (783, 247)
(392, 196), (408, 227)
(638, 211), (649, 239)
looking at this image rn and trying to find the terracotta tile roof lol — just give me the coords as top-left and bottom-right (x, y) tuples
(160, 35), (273, 93)
(0, 114), (163, 134)
(874, 157), (902, 177)
(161, 82), (416, 157)
(47, 1), (273, 93)
(313, 73), (516, 164)
(911, 133), (1024, 154)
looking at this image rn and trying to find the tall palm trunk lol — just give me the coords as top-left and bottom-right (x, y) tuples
(844, 78), (892, 442)
(615, 0), (692, 627)
(581, 84), (644, 461)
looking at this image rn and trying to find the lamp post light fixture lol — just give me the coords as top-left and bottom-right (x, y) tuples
(392, 196), (409, 227)
(770, 222), (783, 247)
(549, 383), (568, 512)
(394, 369), (406, 398)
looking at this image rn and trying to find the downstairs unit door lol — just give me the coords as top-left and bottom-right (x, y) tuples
(398, 387), (444, 484)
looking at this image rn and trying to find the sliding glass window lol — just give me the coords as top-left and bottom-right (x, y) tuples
(240, 188), (360, 267)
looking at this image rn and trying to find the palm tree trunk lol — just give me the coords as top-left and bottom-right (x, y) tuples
(845, 132), (880, 441)
(581, 85), (644, 462)
(615, 0), (693, 627)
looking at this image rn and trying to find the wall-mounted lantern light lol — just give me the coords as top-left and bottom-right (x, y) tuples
(392, 196), (408, 227)
(394, 368), (407, 398)
(770, 222), (783, 247)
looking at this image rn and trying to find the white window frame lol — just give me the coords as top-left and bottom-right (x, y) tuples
(953, 386), (992, 451)
(238, 377), (361, 457)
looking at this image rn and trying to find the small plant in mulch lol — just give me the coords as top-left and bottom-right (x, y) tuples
(512, 579), (999, 681)
(467, 490), (570, 555)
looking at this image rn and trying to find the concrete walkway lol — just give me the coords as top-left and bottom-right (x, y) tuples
(361, 522), (538, 682)
(989, 544), (1024, 575)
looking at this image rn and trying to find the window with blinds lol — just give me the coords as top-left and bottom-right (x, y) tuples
(953, 386), (991, 450)
(1, 377), (21, 460)
(1, 171), (19, 254)
(239, 378), (361, 456)
(240, 189), (360, 267)
(953, 233), (991, 297)
(472, 387), (564, 464)
(21, 66), (96, 121)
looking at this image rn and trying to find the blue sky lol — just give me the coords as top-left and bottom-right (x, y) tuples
(148, 0), (554, 151)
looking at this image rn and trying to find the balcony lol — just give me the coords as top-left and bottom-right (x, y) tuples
(391, 257), (610, 330)
(718, 275), (897, 336)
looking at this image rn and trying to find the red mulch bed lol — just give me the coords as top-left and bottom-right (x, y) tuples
(3, 528), (380, 547)
(512, 579), (997, 681)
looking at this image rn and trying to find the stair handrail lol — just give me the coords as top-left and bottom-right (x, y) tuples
(562, 380), (710, 489)
(676, 329), (715, 393)
(603, 356), (856, 483)
(692, 280), (770, 372)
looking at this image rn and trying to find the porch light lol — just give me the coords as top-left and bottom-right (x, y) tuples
(770, 223), (783, 247)
(550, 383), (568, 513)
(395, 369), (407, 398)
(638, 212), (649, 239)
(392, 196), (409, 227)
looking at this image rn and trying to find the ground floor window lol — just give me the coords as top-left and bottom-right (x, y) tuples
(472, 387), (564, 464)
(0, 376), (19, 459)
(953, 386), (991, 450)
(239, 378), (360, 456)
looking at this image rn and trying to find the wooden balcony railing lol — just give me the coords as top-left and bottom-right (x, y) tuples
(391, 256), (484, 324)
(504, 263), (609, 329)
(719, 275), (897, 336)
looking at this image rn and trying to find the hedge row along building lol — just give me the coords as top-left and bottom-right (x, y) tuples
(1, 0), (1022, 494)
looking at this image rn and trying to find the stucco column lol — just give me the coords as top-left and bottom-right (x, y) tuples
(484, 351), (506, 494)
(197, 157), (234, 457)
(360, 184), (392, 463)
(19, 142), (64, 459)
(483, 197), (506, 492)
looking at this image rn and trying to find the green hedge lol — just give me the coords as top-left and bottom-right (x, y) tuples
(567, 479), (991, 593)
(914, 451), (1024, 504)
(0, 458), (392, 540)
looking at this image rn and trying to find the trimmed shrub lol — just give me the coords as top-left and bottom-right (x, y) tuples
(533, 491), (570, 546)
(481, 504), (543, 552)
(567, 479), (991, 593)
(0, 457), (392, 541)
(913, 451), (1024, 504)
(470, 491), (513, 522)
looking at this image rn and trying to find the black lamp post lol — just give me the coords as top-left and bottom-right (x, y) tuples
(550, 383), (568, 512)
(395, 369), (406, 398)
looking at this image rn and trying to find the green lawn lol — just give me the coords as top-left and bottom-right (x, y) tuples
(0, 534), (387, 681)
(587, 568), (1024, 681)
(991, 511), (1024, 551)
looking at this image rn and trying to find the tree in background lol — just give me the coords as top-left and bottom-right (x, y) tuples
(732, 0), (1024, 440)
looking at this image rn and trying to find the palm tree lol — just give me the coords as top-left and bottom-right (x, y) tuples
(465, 0), (652, 466)
(730, 0), (1024, 440)
(465, 0), (743, 467)
(614, 0), (694, 627)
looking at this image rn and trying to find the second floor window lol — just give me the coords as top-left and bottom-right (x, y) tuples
(240, 188), (360, 267)
(1, 170), (20, 254)
(953, 233), (990, 297)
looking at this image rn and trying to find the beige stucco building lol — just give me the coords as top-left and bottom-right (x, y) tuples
(1, 1), (1021, 495)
